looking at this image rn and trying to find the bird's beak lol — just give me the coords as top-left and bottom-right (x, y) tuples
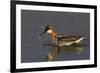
(39, 31), (45, 36)
(39, 28), (49, 36)
(39, 25), (51, 36)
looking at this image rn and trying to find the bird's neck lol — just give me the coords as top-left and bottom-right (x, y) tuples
(48, 29), (57, 44)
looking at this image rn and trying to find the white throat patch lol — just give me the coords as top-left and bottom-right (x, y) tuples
(47, 30), (53, 34)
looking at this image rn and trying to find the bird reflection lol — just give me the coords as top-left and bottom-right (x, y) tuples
(47, 46), (58, 61)
(46, 45), (84, 61)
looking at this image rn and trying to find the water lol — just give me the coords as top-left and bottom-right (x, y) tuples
(21, 39), (90, 63)
(21, 10), (90, 63)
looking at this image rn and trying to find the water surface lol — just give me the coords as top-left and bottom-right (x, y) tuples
(21, 10), (90, 63)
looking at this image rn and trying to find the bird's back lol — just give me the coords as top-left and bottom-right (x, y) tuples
(57, 35), (84, 46)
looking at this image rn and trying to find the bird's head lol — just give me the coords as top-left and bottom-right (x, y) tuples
(40, 25), (53, 36)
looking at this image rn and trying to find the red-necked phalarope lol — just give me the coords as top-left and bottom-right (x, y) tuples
(39, 25), (84, 46)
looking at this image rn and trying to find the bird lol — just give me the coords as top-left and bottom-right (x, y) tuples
(39, 25), (84, 46)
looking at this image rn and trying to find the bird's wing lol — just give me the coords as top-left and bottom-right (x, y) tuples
(58, 35), (83, 42)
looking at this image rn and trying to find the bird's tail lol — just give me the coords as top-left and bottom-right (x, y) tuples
(74, 37), (84, 44)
